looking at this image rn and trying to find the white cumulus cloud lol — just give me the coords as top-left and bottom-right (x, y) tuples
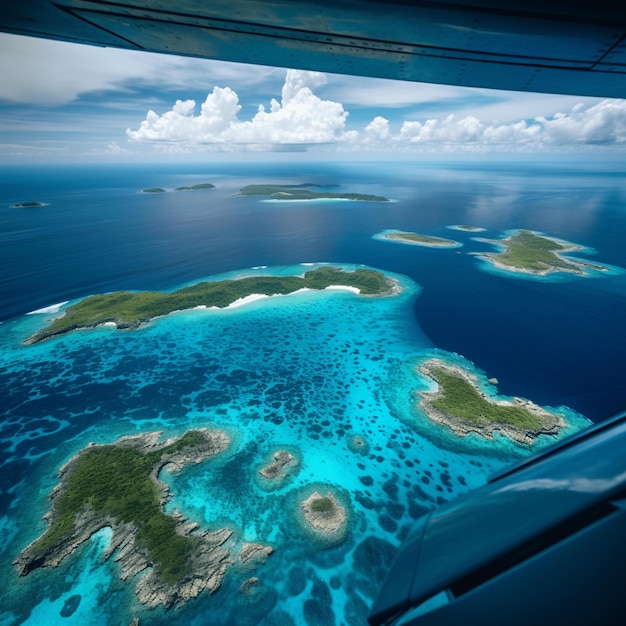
(360, 99), (626, 151)
(127, 70), (350, 146)
(536, 99), (626, 144)
(364, 116), (391, 142)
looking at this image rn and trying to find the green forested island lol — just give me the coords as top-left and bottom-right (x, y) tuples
(418, 359), (565, 445)
(14, 429), (273, 609)
(239, 183), (389, 202)
(473, 230), (608, 275)
(175, 183), (216, 191)
(141, 183), (215, 194)
(377, 230), (460, 247)
(25, 267), (394, 344)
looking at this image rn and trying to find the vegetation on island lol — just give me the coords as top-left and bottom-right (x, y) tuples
(13, 201), (45, 208)
(25, 267), (393, 344)
(425, 365), (542, 430)
(299, 489), (348, 543)
(310, 497), (334, 513)
(142, 183), (215, 194)
(29, 430), (213, 584)
(382, 230), (459, 247)
(174, 183), (216, 191)
(239, 183), (389, 202)
(478, 230), (600, 274)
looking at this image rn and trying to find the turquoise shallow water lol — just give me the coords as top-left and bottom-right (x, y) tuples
(0, 263), (590, 626)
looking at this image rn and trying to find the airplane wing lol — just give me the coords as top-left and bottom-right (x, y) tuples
(0, 0), (625, 97)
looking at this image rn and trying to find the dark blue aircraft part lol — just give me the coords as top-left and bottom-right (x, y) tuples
(368, 413), (626, 625)
(371, 513), (431, 624)
(0, 1), (625, 97)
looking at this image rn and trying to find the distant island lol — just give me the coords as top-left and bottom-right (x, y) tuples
(175, 183), (216, 191)
(141, 183), (215, 194)
(12, 201), (45, 208)
(418, 359), (565, 445)
(24, 267), (396, 344)
(238, 183), (389, 202)
(13, 429), (273, 609)
(448, 224), (485, 232)
(375, 229), (461, 248)
(472, 230), (608, 276)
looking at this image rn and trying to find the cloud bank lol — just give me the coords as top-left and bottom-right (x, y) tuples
(391, 99), (626, 148)
(127, 70), (352, 145)
(0, 33), (274, 106)
(127, 69), (626, 152)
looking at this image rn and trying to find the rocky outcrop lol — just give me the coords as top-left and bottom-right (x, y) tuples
(258, 450), (299, 484)
(133, 527), (234, 609)
(239, 577), (260, 595)
(239, 542), (274, 568)
(300, 491), (348, 544)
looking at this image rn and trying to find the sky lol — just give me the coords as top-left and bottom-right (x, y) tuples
(1, 32), (626, 162)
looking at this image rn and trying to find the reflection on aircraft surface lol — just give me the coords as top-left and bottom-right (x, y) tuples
(369, 412), (626, 624)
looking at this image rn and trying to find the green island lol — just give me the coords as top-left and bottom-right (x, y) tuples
(418, 359), (565, 445)
(142, 184), (215, 193)
(238, 183), (389, 202)
(174, 183), (216, 191)
(12, 201), (45, 208)
(377, 230), (460, 248)
(299, 488), (348, 545)
(13, 429), (273, 609)
(25, 267), (395, 344)
(472, 230), (608, 276)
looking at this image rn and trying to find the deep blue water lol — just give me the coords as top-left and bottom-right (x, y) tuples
(2, 161), (625, 419)
(0, 160), (624, 625)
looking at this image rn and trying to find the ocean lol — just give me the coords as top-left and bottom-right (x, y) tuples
(0, 160), (624, 625)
